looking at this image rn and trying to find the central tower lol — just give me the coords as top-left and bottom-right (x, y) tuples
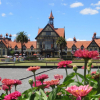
(49, 11), (54, 27)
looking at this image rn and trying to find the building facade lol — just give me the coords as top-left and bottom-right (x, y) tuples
(0, 11), (100, 57)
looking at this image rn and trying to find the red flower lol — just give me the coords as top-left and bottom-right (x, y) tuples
(91, 71), (96, 75)
(74, 49), (99, 59)
(4, 91), (21, 100)
(27, 66), (40, 72)
(57, 60), (72, 68)
(2, 79), (15, 86)
(14, 79), (22, 85)
(36, 74), (49, 81)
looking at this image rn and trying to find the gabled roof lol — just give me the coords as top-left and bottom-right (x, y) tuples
(67, 41), (91, 49)
(8, 41), (37, 49)
(37, 24), (65, 38)
(94, 39), (100, 47)
(0, 40), (8, 48)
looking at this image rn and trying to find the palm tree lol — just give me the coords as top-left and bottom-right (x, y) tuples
(56, 36), (67, 58)
(16, 31), (28, 57)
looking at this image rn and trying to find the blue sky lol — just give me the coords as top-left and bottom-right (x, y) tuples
(0, 0), (100, 41)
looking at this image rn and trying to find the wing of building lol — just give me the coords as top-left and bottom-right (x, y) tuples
(0, 12), (100, 57)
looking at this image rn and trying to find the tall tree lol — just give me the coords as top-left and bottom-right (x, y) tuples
(56, 36), (67, 58)
(16, 31), (28, 57)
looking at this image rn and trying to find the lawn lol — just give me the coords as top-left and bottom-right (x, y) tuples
(0, 62), (100, 67)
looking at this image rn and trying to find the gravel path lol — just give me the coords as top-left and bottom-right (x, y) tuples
(0, 68), (98, 94)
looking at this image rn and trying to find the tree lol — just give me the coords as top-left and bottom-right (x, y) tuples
(56, 36), (67, 58)
(10, 50), (14, 56)
(16, 31), (28, 57)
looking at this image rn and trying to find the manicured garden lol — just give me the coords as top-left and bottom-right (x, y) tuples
(0, 49), (100, 100)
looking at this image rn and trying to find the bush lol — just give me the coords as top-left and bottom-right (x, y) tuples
(25, 56), (37, 61)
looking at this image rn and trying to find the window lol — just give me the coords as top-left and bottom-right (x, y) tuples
(46, 32), (51, 36)
(65, 47), (67, 51)
(31, 46), (34, 50)
(90, 48), (92, 51)
(3, 49), (5, 55)
(15, 46), (18, 50)
(23, 46), (26, 50)
(81, 46), (84, 50)
(72, 45), (76, 51)
(55, 52), (57, 55)
(94, 48), (97, 51)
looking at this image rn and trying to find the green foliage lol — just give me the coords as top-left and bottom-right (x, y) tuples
(10, 50), (14, 56)
(25, 56), (38, 60)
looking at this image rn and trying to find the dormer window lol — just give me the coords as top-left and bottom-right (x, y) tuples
(31, 46), (34, 50)
(15, 46), (18, 50)
(23, 45), (26, 50)
(81, 45), (84, 50)
(72, 45), (76, 51)
(65, 47), (67, 51)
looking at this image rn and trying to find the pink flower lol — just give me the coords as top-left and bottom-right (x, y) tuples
(36, 74), (48, 81)
(0, 77), (2, 81)
(4, 91), (21, 100)
(74, 49), (99, 59)
(32, 81), (49, 88)
(27, 66), (40, 72)
(57, 60), (72, 68)
(2, 85), (12, 91)
(65, 85), (92, 100)
(13, 79), (22, 85)
(44, 79), (59, 86)
(2, 79), (15, 86)
(54, 74), (63, 80)
(91, 71), (96, 75)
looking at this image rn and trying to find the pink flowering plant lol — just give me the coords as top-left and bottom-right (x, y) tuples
(0, 50), (100, 100)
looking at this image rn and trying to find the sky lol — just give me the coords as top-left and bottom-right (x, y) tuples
(0, 0), (100, 41)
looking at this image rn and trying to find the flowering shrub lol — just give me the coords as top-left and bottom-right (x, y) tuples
(0, 50), (100, 100)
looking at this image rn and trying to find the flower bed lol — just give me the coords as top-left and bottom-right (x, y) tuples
(0, 49), (100, 100)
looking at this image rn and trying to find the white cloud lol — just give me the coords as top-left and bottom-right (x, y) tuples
(9, 12), (13, 15)
(67, 38), (86, 41)
(1, 13), (6, 17)
(91, 1), (100, 6)
(70, 2), (84, 8)
(12, 34), (17, 37)
(61, 3), (67, 6)
(0, 0), (1, 5)
(96, 7), (100, 10)
(28, 34), (30, 37)
(67, 38), (73, 41)
(49, 3), (54, 6)
(80, 8), (99, 15)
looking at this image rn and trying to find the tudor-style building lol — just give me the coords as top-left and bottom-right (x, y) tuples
(0, 11), (100, 57)
(35, 11), (65, 57)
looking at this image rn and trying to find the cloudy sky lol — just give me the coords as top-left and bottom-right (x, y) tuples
(0, 0), (100, 41)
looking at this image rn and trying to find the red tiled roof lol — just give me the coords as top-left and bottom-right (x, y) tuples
(8, 41), (37, 49)
(94, 39), (100, 47)
(67, 41), (91, 49)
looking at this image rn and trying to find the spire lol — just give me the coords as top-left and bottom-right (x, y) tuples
(49, 11), (54, 19)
